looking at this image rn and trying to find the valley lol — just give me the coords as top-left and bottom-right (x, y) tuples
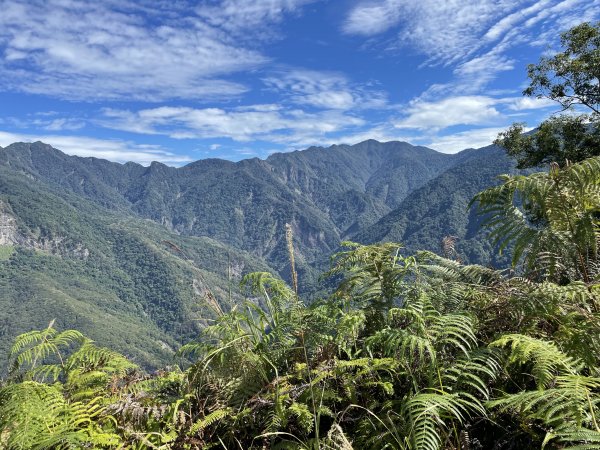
(0, 139), (515, 368)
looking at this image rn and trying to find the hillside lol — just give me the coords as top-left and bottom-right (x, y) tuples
(355, 145), (521, 266)
(0, 139), (521, 368)
(0, 165), (273, 369)
(0, 140), (458, 286)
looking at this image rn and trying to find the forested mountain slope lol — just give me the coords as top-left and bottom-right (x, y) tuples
(0, 139), (519, 368)
(0, 165), (273, 369)
(355, 145), (521, 266)
(0, 140), (458, 286)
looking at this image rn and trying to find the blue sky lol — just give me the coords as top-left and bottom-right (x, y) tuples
(0, 0), (598, 165)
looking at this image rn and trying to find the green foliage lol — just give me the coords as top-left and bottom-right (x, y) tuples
(0, 245), (14, 260)
(489, 335), (600, 448)
(471, 157), (600, 282)
(326, 241), (414, 310)
(0, 324), (138, 449)
(0, 164), (274, 370)
(0, 139), (460, 302)
(491, 334), (579, 388)
(2, 228), (600, 448)
(495, 21), (600, 168)
(0, 135), (528, 371)
(496, 117), (600, 169)
(355, 144), (519, 269)
(0, 382), (121, 449)
(524, 22), (600, 114)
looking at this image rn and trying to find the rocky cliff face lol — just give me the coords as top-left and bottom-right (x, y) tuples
(0, 201), (24, 246)
(0, 200), (89, 259)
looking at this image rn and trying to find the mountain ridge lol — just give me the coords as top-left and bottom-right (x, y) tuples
(0, 138), (519, 368)
(354, 144), (519, 265)
(0, 139), (462, 281)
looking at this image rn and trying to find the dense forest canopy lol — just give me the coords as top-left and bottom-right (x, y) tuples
(2, 21), (600, 450)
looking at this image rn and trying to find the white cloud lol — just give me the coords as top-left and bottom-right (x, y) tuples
(415, 50), (516, 99)
(482, 0), (553, 42)
(196, 0), (318, 37)
(503, 97), (556, 111)
(395, 96), (502, 130)
(343, 0), (599, 94)
(343, 0), (403, 36)
(393, 94), (555, 134)
(99, 104), (365, 144)
(263, 69), (388, 110)
(344, 0), (531, 64)
(528, 0), (600, 47)
(0, 131), (192, 166)
(424, 127), (514, 153)
(451, 51), (515, 92)
(0, 0), (316, 101)
(0, 115), (86, 131)
(42, 118), (86, 131)
(454, 53), (514, 78)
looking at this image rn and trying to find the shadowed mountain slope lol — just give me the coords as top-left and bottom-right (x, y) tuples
(0, 140), (458, 286)
(0, 140), (522, 368)
(354, 145), (522, 266)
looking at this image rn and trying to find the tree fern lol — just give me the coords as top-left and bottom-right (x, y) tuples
(8, 323), (85, 381)
(402, 390), (485, 450)
(489, 374), (600, 448)
(489, 333), (600, 448)
(326, 241), (415, 311)
(471, 157), (600, 282)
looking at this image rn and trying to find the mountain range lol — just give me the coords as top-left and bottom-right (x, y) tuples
(0, 139), (521, 368)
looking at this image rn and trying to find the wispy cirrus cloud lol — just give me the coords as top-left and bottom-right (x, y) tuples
(1, 115), (86, 132)
(98, 104), (365, 144)
(1, 0), (596, 161)
(263, 69), (388, 110)
(343, 0), (596, 64)
(0, 131), (192, 165)
(195, 0), (319, 38)
(0, 0), (316, 101)
(344, 0), (599, 93)
(341, 0), (599, 154)
(344, 0), (529, 64)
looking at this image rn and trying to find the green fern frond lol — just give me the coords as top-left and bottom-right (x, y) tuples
(0, 381), (120, 449)
(471, 157), (600, 281)
(560, 429), (600, 449)
(403, 390), (485, 450)
(491, 334), (579, 388)
(442, 350), (500, 399)
(489, 374), (600, 447)
(189, 408), (231, 434)
(9, 326), (86, 379)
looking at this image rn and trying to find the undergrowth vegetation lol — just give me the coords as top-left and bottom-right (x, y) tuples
(1, 155), (600, 449)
